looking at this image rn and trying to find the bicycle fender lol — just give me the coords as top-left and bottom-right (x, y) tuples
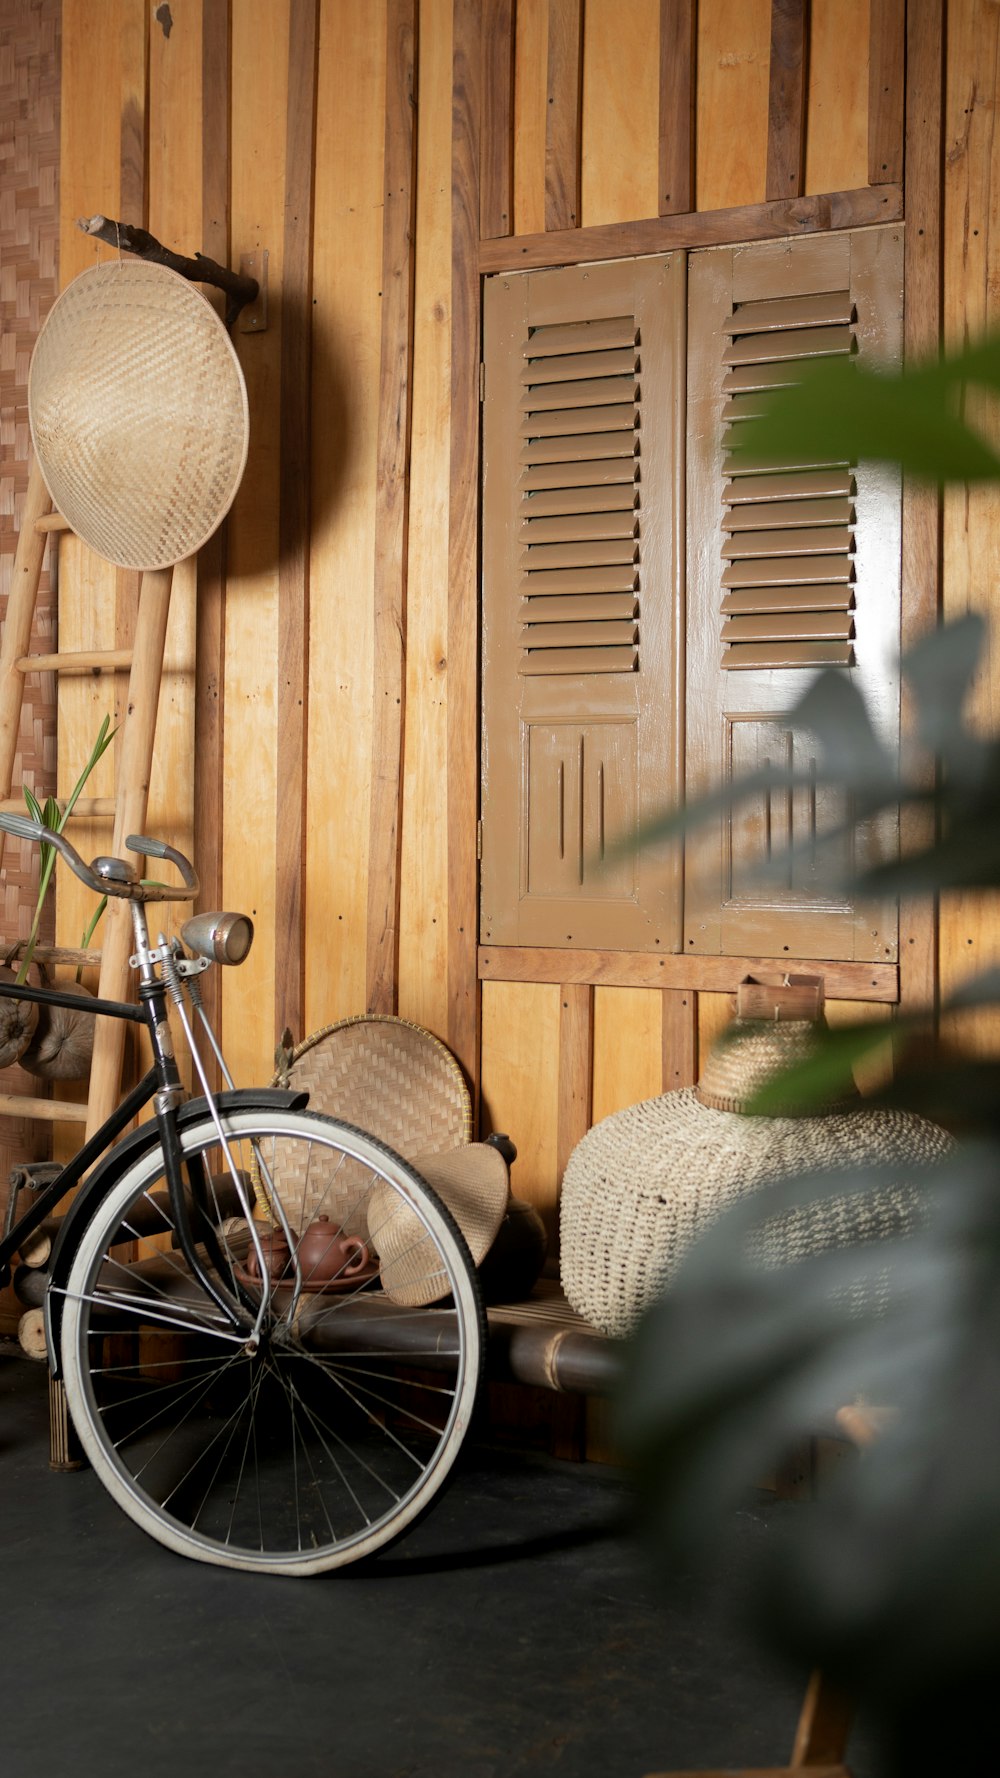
(45, 1087), (309, 1374)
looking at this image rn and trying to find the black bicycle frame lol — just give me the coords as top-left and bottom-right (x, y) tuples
(0, 971), (246, 1332)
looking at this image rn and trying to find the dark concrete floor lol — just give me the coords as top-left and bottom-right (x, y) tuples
(1, 1344), (873, 1778)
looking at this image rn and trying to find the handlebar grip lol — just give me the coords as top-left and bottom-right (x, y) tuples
(126, 834), (170, 859)
(0, 812), (50, 843)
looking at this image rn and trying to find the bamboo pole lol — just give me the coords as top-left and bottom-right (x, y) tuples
(84, 565), (174, 1144)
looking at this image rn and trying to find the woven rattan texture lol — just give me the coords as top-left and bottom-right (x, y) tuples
(29, 260), (249, 570)
(0, 0), (61, 1243)
(261, 1016), (474, 1236)
(561, 1087), (954, 1338)
(695, 1018), (860, 1115)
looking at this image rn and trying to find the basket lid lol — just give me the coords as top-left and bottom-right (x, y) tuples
(694, 973), (861, 1116)
(29, 260), (249, 571)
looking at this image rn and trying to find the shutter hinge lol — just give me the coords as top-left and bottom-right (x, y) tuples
(476, 819), (483, 861)
(479, 361), (485, 402)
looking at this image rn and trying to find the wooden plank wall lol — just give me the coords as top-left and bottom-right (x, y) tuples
(31, 2), (998, 1312)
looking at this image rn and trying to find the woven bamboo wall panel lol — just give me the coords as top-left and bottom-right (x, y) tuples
(0, 0), (61, 1327)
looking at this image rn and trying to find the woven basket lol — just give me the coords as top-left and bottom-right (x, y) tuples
(560, 976), (953, 1337)
(29, 260), (249, 571)
(256, 1016), (511, 1304)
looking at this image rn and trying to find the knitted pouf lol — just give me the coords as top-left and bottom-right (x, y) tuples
(559, 977), (954, 1338)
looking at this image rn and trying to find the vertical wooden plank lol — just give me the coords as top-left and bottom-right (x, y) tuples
(765, 0), (807, 202)
(306, 2), (385, 1032)
(556, 981), (594, 1199)
(900, 0), (944, 1023)
(119, 0), (147, 223)
(940, 0), (1000, 1056)
(868, 0), (905, 185)
(399, 0), (453, 1036)
(696, 0), (772, 212)
(803, 0), (869, 198)
(659, 0), (695, 215)
(481, 980), (561, 1221)
(513, 0), (548, 235)
(661, 987), (697, 1091)
(545, 0), (582, 230)
(592, 987), (663, 1125)
(275, 0), (319, 1043)
(480, 0), (514, 238)
(194, 0), (231, 1069)
(448, 0), (482, 1082)
(367, 0), (418, 1017)
(145, 0), (205, 1104)
(55, 0), (146, 1078)
(222, 0), (288, 1087)
(581, 0), (660, 227)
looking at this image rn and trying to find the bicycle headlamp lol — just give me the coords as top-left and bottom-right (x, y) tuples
(179, 911), (254, 966)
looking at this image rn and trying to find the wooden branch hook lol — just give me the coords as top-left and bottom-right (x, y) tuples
(76, 215), (259, 329)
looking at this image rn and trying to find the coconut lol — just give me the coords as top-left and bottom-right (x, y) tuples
(0, 966), (39, 1069)
(19, 979), (95, 1081)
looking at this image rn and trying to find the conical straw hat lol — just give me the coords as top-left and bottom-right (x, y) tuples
(29, 259), (249, 571)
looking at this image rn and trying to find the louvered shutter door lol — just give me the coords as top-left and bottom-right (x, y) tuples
(481, 256), (684, 951)
(685, 227), (903, 962)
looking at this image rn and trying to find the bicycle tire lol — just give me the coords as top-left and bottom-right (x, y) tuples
(60, 1108), (485, 1575)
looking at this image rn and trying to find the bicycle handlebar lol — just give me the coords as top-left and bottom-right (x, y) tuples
(0, 814), (199, 903)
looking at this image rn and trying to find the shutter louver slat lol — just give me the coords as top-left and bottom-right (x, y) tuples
(722, 554), (854, 587)
(520, 593), (638, 621)
(723, 324), (855, 368)
(521, 457), (638, 490)
(722, 526), (853, 559)
(527, 402), (636, 438)
(720, 292), (855, 334)
(523, 484), (638, 518)
(525, 540), (638, 570)
(518, 304), (643, 677)
(521, 432), (637, 465)
(723, 449), (852, 476)
(521, 645), (637, 676)
(720, 286), (857, 670)
(722, 497), (852, 531)
(524, 374), (639, 411)
(523, 316), (637, 356)
(722, 611), (854, 643)
(522, 619), (638, 648)
(721, 583), (854, 615)
(722, 640), (854, 669)
(525, 566), (638, 594)
(523, 511), (639, 544)
(723, 471), (854, 504)
(723, 357), (845, 396)
(522, 347), (638, 383)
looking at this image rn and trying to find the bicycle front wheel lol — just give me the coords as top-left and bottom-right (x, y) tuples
(60, 1109), (485, 1575)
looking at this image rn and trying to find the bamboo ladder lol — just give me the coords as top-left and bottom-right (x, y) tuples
(0, 455), (174, 1148)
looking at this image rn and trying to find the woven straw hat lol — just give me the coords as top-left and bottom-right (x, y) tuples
(29, 260), (249, 571)
(264, 1016), (509, 1305)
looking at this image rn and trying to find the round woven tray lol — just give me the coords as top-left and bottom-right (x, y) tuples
(255, 1015), (473, 1236)
(29, 260), (249, 571)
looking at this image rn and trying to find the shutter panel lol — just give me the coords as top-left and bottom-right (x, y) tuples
(481, 256), (684, 951)
(685, 227), (903, 963)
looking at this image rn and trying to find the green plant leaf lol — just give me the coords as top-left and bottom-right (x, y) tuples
(729, 356), (1000, 484)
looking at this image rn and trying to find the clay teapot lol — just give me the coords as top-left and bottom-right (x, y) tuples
(242, 1224), (292, 1282)
(297, 1214), (370, 1283)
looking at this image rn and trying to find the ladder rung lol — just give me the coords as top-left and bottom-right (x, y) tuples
(0, 1093), (88, 1123)
(14, 650), (133, 674)
(1, 943), (102, 968)
(0, 796), (115, 819)
(33, 512), (72, 534)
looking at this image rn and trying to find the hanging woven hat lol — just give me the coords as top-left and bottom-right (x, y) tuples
(560, 974), (954, 1338)
(262, 1015), (510, 1305)
(28, 259), (249, 571)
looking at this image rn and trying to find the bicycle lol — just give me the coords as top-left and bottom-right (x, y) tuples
(0, 812), (485, 1575)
